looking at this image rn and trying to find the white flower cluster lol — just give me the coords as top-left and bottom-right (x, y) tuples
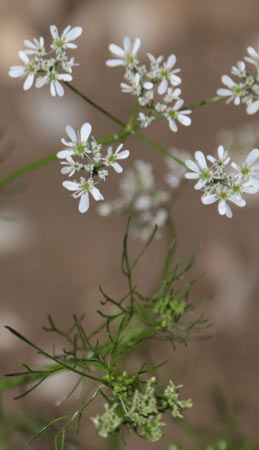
(57, 123), (130, 213)
(217, 44), (259, 115)
(9, 25), (82, 96)
(98, 160), (170, 239)
(106, 37), (191, 133)
(185, 146), (259, 218)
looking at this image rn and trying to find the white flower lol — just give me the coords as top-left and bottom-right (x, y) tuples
(207, 145), (230, 166)
(138, 112), (155, 128)
(166, 99), (192, 132)
(36, 70), (72, 96)
(185, 151), (212, 190)
(157, 54), (181, 95)
(231, 148), (259, 188)
(163, 87), (181, 103)
(104, 144), (130, 173)
(57, 123), (92, 159)
(217, 75), (245, 105)
(62, 57), (78, 74)
(202, 189), (246, 219)
(231, 60), (246, 77)
(245, 45), (259, 67)
(9, 51), (38, 90)
(121, 73), (153, 96)
(60, 156), (83, 177)
(246, 99), (259, 115)
(63, 177), (104, 213)
(50, 25), (83, 52)
(120, 73), (142, 96)
(24, 37), (46, 56)
(106, 36), (141, 67)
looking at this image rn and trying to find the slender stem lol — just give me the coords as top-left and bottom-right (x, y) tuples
(127, 100), (139, 129)
(0, 153), (57, 189)
(64, 82), (125, 127)
(185, 95), (225, 110)
(134, 131), (186, 167)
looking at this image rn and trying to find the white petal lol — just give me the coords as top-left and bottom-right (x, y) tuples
(132, 38), (141, 56)
(194, 179), (206, 190)
(50, 81), (56, 96)
(218, 145), (225, 159)
(157, 78), (168, 95)
(174, 99), (184, 111)
(106, 59), (124, 67)
(109, 43), (125, 58)
(166, 54), (176, 69)
(50, 25), (59, 40)
(9, 66), (25, 78)
(66, 125), (77, 143)
(207, 155), (216, 163)
(116, 150), (130, 160)
(178, 113), (191, 126)
(195, 151), (207, 169)
(23, 73), (34, 90)
(169, 118), (177, 132)
(143, 81), (153, 90)
(224, 202), (233, 218)
(24, 39), (36, 49)
(201, 194), (217, 205)
(90, 186), (104, 201)
(123, 37), (131, 53)
(217, 88), (233, 97)
(55, 80), (64, 96)
(170, 74), (182, 86)
(61, 25), (71, 38)
(57, 74), (72, 81)
(65, 26), (83, 42)
(112, 161), (123, 173)
(57, 149), (74, 159)
(246, 148), (259, 166)
(222, 74), (236, 88)
(65, 43), (77, 49)
(80, 122), (92, 142)
(228, 196), (245, 211)
(247, 100), (259, 115)
(18, 50), (29, 65)
(79, 193), (89, 213)
(185, 172), (200, 179)
(63, 181), (79, 191)
(218, 199), (227, 215)
(247, 46), (258, 59)
(185, 160), (200, 172)
(115, 143), (123, 153)
(242, 184), (258, 194)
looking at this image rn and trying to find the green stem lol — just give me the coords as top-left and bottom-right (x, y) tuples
(0, 153), (57, 189)
(185, 95), (225, 110)
(64, 82), (125, 127)
(134, 131), (186, 167)
(127, 100), (139, 129)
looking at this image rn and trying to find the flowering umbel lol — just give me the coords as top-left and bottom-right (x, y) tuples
(92, 375), (192, 443)
(58, 122), (130, 213)
(106, 37), (192, 133)
(185, 146), (259, 218)
(217, 43), (259, 115)
(9, 25), (82, 96)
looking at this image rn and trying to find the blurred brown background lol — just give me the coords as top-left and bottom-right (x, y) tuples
(1, 0), (259, 448)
